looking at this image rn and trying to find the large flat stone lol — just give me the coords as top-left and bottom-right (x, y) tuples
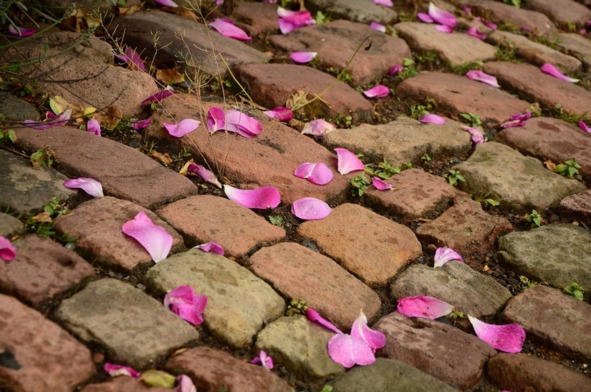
(557, 33), (591, 71)
(232, 2), (280, 37)
(0, 212), (22, 237)
(525, 0), (591, 28)
(0, 92), (38, 122)
(560, 189), (591, 225)
(307, 0), (398, 25)
(81, 376), (171, 392)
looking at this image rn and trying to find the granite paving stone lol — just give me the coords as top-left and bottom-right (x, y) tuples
(146, 249), (285, 348)
(0, 91), (38, 121)
(232, 2), (280, 37)
(0, 212), (23, 238)
(55, 278), (200, 369)
(306, 0), (398, 25)
(560, 189), (591, 225)
(525, 0), (591, 29)
(0, 294), (96, 392)
(80, 377), (172, 392)
(54, 196), (185, 271)
(502, 285), (591, 360)
(249, 242), (381, 330)
(14, 126), (197, 209)
(556, 33), (591, 71)
(297, 203), (422, 286)
(156, 195), (285, 258)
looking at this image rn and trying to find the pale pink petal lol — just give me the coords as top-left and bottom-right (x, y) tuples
(397, 295), (454, 319)
(306, 307), (343, 334)
(210, 18), (252, 41)
(578, 121), (591, 133)
(372, 177), (392, 190)
(540, 63), (579, 83)
(328, 333), (376, 368)
(468, 316), (526, 353)
(194, 242), (225, 256)
(372, 0), (393, 6)
(187, 163), (222, 188)
(154, 0), (178, 7)
(466, 70), (499, 87)
(501, 119), (526, 129)
(175, 375), (196, 392)
(249, 350), (274, 369)
(429, 2), (457, 27)
(207, 106), (226, 134)
(433, 247), (464, 267)
(223, 185), (281, 209)
(290, 51), (317, 64)
(278, 7), (315, 34)
(293, 162), (334, 185)
(417, 13), (434, 23)
(8, 25), (36, 37)
(142, 88), (175, 105)
(23, 109), (71, 130)
(478, 17), (497, 30)
(301, 119), (336, 137)
(224, 109), (263, 138)
(466, 26), (487, 40)
(64, 177), (104, 198)
(86, 118), (101, 136)
(388, 64), (403, 75)
(436, 24), (454, 33)
(363, 85), (389, 98)
(122, 211), (173, 263)
(291, 197), (332, 220)
(263, 106), (293, 121)
(0, 236), (17, 262)
(462, 125), (485, 144)
(502, 110), (531, 128)
(509, 109), (531, 122)
(164, 285), (207, 326)
(419, 113), (446, 124)
(104, 363), (141, 378)
(131, 118), (151, 130)
(369, 22), (386, 33)
(350, 311), (386, 351)
(335, 148), (365, 175)
(163, 119), (200, 138)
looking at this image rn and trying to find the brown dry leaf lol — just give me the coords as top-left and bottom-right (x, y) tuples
(93, 106), (122, 130)
(156, 68), (185, 85)
(544, 159), (557, 171)
(179, 158), (195, 175)
(32, 211), (52, 223)
(152, 151), (173, 166)
(285, 90), (309, 109)
(118, 4), (142, 15)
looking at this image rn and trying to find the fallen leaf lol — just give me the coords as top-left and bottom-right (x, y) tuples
(32, 211), (52, 223)
(179, 158), (195, 175)
(118, 4), (142, 15)
(152, 151), (173, 165)
(156, 68), (185, 85)
(544, 159), (556, 171)
(93, 106), (122, 130)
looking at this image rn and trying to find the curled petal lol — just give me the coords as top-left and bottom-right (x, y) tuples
(388, 64), (403, 75)
(153, 0), (179, 6)
(301, 119), (336, 137)
(468, 316), (526, 353)
(131, 118), (151, 130)
(8, 25), (35, 37)
(419, 113), (446, 124)
(369, 22), (386, 33)
(509, 109), (531, 122)
(223, 185), (281, 209)
(23, 109), (71, 130)
(372, 0), (393, 6)
(207, 106), (226, 134)
(263, 107), (293, 121)
(163, 119), (200, 138)
(328, 334), (376, 368)
(417, 12), (433, 23)
(187, 163), (222, 188)
(293, 162), (334, 185)
(0, 236), (17, 262)
(476, 17), (497, 30)
(306, 307), (343, 334)
(372, 177), (392, 190)
(502, 109), (531, 128)
(363, 85), (389, 98)
(86, 118), (101, 136)
(462, 125), (485, 144)
(290, 52), (317, 64)
(578, 121), (591, 134)
(175, 375), (197, 392)
(466, 26), (487, 40)
(194, 242), (225, 256)
(397, 295), (454, 320)
(436, 24), (454, 33)
(64, 177), (104, 198)
(104, 363), (141, 379)
(122, 211), (173, 263)
(540, 63), (579, 83)
(210, 18), (252, 41)
(466, 70), (499, 87)
(142, 88), (175, 105)
(278, 7), (315, 34)
(350, 310), (386, 351)
(434, 247), (464, 267)
(164, 285), (207, 326)
(225, 109), (263, 138)
(291, 197), (332, 220)
(115, 47), (145, 72)
(429, 2), (457, 27)
(249, 350), (274, 369)
(334, 148), (365, 175)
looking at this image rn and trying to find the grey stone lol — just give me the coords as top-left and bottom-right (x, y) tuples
(557, 33), (591, 71)
(0, 92), (38, 121)
(307, 0), (398, 25)
(0, 212), (23, 237)
(146, 249), (285, 348)
(55, 278), (199, 369)
(42, 0), (142, 12)
(525, 0), (591, 28)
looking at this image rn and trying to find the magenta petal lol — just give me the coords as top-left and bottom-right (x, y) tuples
(210, 18), (252, 41)
(125, 47), (146, 71)
(436, 24), (454, 33)
(207, 106), (226, 134)
(294, 162), (334, 185)
(224, 185), (280, 209)
(350, 311), (386, 351)
(466, 70), (499, 87)
(429, 2), (457, 27)
(419, 113), (446, 125)
(292, 197), (332, 220)
(277, 8), (315, 34)
(372, 177), (392, 191)
(194, 242), (225, 256)
(466, 26), (487, 40)
(263, 106), (293, 121)
(468, 316), (526, 353)
(388, 64), (403, 75)
(578, 121), (591, 134)
(250, 350), (274, 369)
(0, 236), (16, 262)
(164, 285), (207, 326)
(301, 119), (336, 137)
(290, 52), (317, 64)
(540, 63), (579, 83)
(23, 109), (71, 130)
(86, 118), (102, 136)
(224, 109), (262, 138)
(397, 295), (454, 320)
(417, 13), (434, 23)
(122, 211), (173, 263)
(328, 334), (376, 368)
(64, 177), (104, 198)
(163, 119), (200, 137)
(8, 25), (36, 37)
(372, 0), (393, 6)
(131, 118), (151, 130)
(187, 163), (222, 188)
(363, 85), (389, 98)
(154, 0), (179, 6)
(142, 88), (175, 105)
(509, 109), (531, 122)
(175, 375), (196, 392)
(462, 125), (485, 144)
(369, 22), (386, 33)
(104, 363), (141, 379)
(306, 308), (343, 334)
(335, 148), (365, 175)
(433, 247), (464, 267)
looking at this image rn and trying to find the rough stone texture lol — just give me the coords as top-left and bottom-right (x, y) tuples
(146, 250), (285, 348)
(233, 63), (374, 122)
(14, 127), (197, 209)
(497, 224), (591, 290)
(323, 116), (472, 165)
(0, 212), (23, 237)
(0, 235), (94, 309)
(255, 315), (344, 379)
(488, 31), (582, 72)
(557, 33), (591, 71)
(110, 10), (270, 78)
(394, 22), (497, 67)
(525, 0), (591, 28)
(502, 285), (591, 360)
(454, 142), (586, 211)
(487, 353), (591, 392)
(0, 294), (96, 392)
(375, 312), (497, 390)
(483, 61), (591, 117)
(156, 195), (285, 257)
(249, 242), (381, 330)
(164, 347), (294, 392)
(496, 117), (591, 181)
(80, 377), (171, 392)
(43, 0), (142, 12)
(0, 91), (38, 121)
(55, 278), (199, 369)
(415, 196), (513, 257)
(54, 196), (185, 271)
(306, 0), (398, 25)
(232, 2), (280, 37)
(270, 20), (411, 86)
(560, 189), (591, 225)
(297, 203), (422, 285)
(397, 72), (530, 129)
(364, 168), (460, 220)
(0, 149), (75, 216)
(331, 358), (460, 392)
(390, 261), (512, 318)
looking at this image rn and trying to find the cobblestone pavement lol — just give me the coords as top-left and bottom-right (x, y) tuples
(1, 0), (591, 391)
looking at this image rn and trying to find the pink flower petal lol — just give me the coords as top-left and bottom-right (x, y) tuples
(0, 236), (17, 262)
(187, 163), (222, 188)
(478, 17), (497, 30)
(466, 26), (487, 40)
(23, 109), (71, 130)
(417, 13), (434, 23)
(293, 162), (334, 185)
(350, 311), (386, 351)
(335, 148), (365, 175)
(64, 177), (104, 198)
(369, 22), (386, 33)
(131, 118), (151, 130)
(277, 7), (315, 34)
(301, 119), (336, 137)
(207, 106), (226, 134)
(466, 70), (499, 87)
(291, 197), (332, 220)
(115, 47), (146, 72)
(249, 350), (274, 369)
(164, 285), (207, 326)
(194, 242), (225, 255)
(435, 24), (454, 33)
(578, 121), (591, 133)
(154, 0), (178, 7)
(540, 63), (579, 83)
(263, 106), (293, 121)
(86, 118), (101, 136)
(373, 0), (393, 6)
(163, 119), (200, 138)
(502, 110), (531, 128)
(290, 52), (317, 64)
(397, 295), (454, 320)
(175, 375), (196, 392)
(328, 333), (376, 368)
(122, 211), (173, 263)
(142, 88), (175, 105)
(468, 316), (526, 353)
(419, 113), (446, 124)
(509, 110), (532, 122)
(210, 18), (252, 41)
(462, 125), (485, 144)
(433, 247), (464, 267)
(104, 362), (141, 378)
(224, 109), (263, 138)
(429, 2), (457, 27)
(223, 185), (281, 209)
(363, 85), (389, 98)
(8, 25), (36, 37)
(388, 64), (403, 75)
(372, 177), (392, 190)
(306, 307), (343, 334)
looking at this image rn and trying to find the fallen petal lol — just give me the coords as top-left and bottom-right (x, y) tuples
(8, 25), (36, 37)
(306, 307), (343, 334)
(419, 113), (446, 124)
(397, 295), (454, 319)
(468, 316), (526, 353)
(429, 2), (457, 27)
(388, 64), (403, 75)
(131, 118), (151, 130)
(369, 22), (386, 33)
(372, 177), (392, 190)
(334, 148), (365, 175)
(578, 121), (591, 133)
(466, 26), (487, 40)
(250, 350), (274, 370)
(290, 51), (317, 64)
(466, 70), (499, 87)
(163, 119), (200, 138)
(153, 0), (178, 6)
(292, 197), (332, 220)
(187, 163), (222, 188)
(435, 24), (454, 33)
(509, 109), (531, 122)
(104, 362), (141, 378)
(263, 106), (293, 121)
(462, 125), (485, 144)
(540, 63), (579, 83)
(122, 211), (173, 263)
(417, 13), (434, 23)
(224, 185), (281, 209)
(350, 310), (386, 351)
(301, 119), (336, 137)
(501, 119), (526, 129)
(116, 47), (146, 72)
(175, 375), (197, 392)
(293, 162), (334, 185)
(164, 285), (207, 326)
(363, 85), (389, 98)
(372, 0), (393, 6)
(207, 106), (226, 134)
(433, 247), (464, 267)
(278, 7), (315, 34)
(225, 109), (263, 138)
(86, 118), (101, 136)
(0, 236), (17, 262)
(23, 109), (72, 130)
(210, 18), (252, 41)
(142, 88), (175, 105)
(328, 333), (376, 368)
(64, 177), (104, 198)
(476, 17), (497, 30)
(194, 242), (225, 256)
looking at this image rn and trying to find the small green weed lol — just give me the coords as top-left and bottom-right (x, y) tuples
(460, 112), (482, 128)
(445, 169), (465, 187)
(448, 309), (465, 323)
(30, 148), (57, 168)
(421, 153), (431, 162)
(472, 192), (500, 208)
(450, 61), (483, 75)
(0, 129), (16, 145)
(332, 114), (353, 128)
(519, 275), (538, 289)
(25, 197), (76, 244)
(553, 104), (588, 124)
(495, 42), (518, 62)
(397, 57), (419, 80)
(315, 10), (328, 24)
(326, 67), (352, 83)
(320, 386), (333, 392)
(525, 209), (542, 228)
(349, 173), (371, 196)
(503, 0), (521, 7)
(563, 283), (585, 301)
(553, 159), (581, 179)
(268, 215), (285, 227)
(286, 298), (308, 316)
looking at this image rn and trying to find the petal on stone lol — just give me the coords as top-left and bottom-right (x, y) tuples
(223, 185), (281, 209)
(293, 162), (334, 185)
(417, 13), (434, 23)
(277, 7), (315, 34)
(369, 22), (386, 33)
(466, 26), (487, 40)
(0, 236), (17, 262)
(328, 334), (376, 368)
(64, 177), (104, 198)
(301, 119), (336, 137)
(187, 163), (222, 188)
(104, 362), (141, 378)
(468, 316), (526, 353)
(540, 63), (579, 83)
(372, 0), (393, 6)
(142, 87), (175, 105)
(509, 109), (532, 122)
(372, 177), (392, 190)
(291, 197), (332, 220)
(164, 285), (207, 326)
(466, 70), (499, 87)
(306, 307), (343, 334)
(207, 106), (226, 134)
(388, 64), (403, 75)
(250, 350), (274, 370)
(476, 17), (497, 30)
(122, 211), (173, 263)
(131, 118), (151, 130)
(23, 109), (72, 130)
(8, 25), (36, 37)
(436, 24), (454, 33)
(163, 119), (200, 137)
(117, 47), (146, 71)
(263, 106), (293, 121)
(397, 295), (454, 319)
(578, 121), (591, 133)
(290, 51), (317, 64)
(175, 375), (197, 392)
(153, 0), (179, 7)
(462, 125), (485, 144)
(334, 147), (365, 175)
(194, 242), (225, 256)
(224, 109), (263, 138)
(210, 18), (252, 41)
(429, 2), (457, 27)
(419, 113), (446, 124)
(363, 85), (389, 98)
(433, 247), (464, 267)
(350, 310), (386, 351)
(86, 118), (102, 136)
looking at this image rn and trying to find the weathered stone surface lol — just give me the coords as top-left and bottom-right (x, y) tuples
(297, 203), (422, 285)
(391, 261), (512, 318)
(375, 312), (496, 390)
(560, 189), (591, 225)
(502, 285), (591, 360)
(498, 224), (591, 290)
(255, 315), (344, 379)
(0, 294), (96, 392)
(157, 195), (285, 257)
(165, 347), (294, 392)
(146, 250), (285, 348)
(0, 149), (75, 216)
(323, 116), (472, 165)
(270, 20), (411, 86)
(397, 72), (530, 129)
(415, 196), (513, 257)
(14, 127), (197, 209)
(43, 0), (142, 12)
(232, 2), (280, 37)
(249, 242), (381, 330)
(307, 0), (398, 25)
(55, 278), (199, 369)
(0, 92), (38, 121)
(331, 358), (460, 392)
(81, 376), (171, 392)
(394, 22), (497, 67)
(0, 235), (94, 308)
(487, 353), (591, 392)
(54, 196), (185, 271)
(525, 0), (591, 28)
(0, 212), (23, 237)
(557, 33), (591, 71)
(454, 142), (586, 210)
(483, 61), (591, 116)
